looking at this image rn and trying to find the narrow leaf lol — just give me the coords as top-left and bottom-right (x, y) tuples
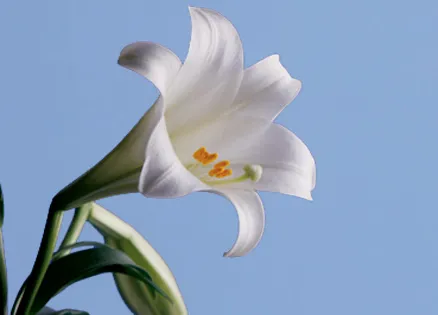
(31, 246), (169, 313)
(37, 306), (89, 315)
(52, 241), (107, 261)
(0, 184), (4, 228)
(0, 184), (7, 315)
(88, 202), (187, 315)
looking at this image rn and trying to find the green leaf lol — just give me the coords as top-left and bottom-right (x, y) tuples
(50, 311), (89, 315)
(88, 202), (186, 315)
(52, 241), (107, 261)
(0, 184), (6, 315)
(37, 306), (89, 315)
(31, 246), (170, 313)
(0, 184), (4, 228)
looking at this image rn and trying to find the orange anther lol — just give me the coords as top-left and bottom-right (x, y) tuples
(193, 147), (207, 162)
(208, 167), (223, 177)
(214, 160), (230, 169)
(215, 169), (233, 178)
(202, 153), (218, 165)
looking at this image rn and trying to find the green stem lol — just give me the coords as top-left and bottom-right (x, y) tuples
(11, 280), (25, 315)
(0, 185), (7, 315)
(0, 230), (7, 315)
(87, 203), (126, 239)
(57, 204), (92, 258)
(202, 174), (249, 186)
(15, 204), (63, 315)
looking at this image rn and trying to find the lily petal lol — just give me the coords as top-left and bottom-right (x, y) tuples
(139, 117), (208, 198)
(171, 113), (271, 164)
(227, 123), (316, 200)
(118, 42), (182, 96)
(165, 7), (244, 135)
(54, 43), (180, 210)
(210, 189), (265, 257)
(232, 55), (302, 121)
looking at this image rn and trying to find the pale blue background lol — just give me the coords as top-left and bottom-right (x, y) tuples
(1, 0), (437, 314)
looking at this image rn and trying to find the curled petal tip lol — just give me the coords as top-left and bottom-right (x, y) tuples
(210, 189), (264, 258)
(117, 52), (136, 65)
(223, 251), (239, 258)
(188, 6), (199, 15)
(298, 190), (313, 201)
(307, 192), (314, 201)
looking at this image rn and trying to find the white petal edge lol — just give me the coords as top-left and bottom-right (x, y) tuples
(223, 123), (316, 200)
(139, 115), (208, 198)
(232, 54), (302, 121)
(164, 7), (244, 135)
(118, 41), (182, 97)
(209, 189), (265, 257)
(54, 43), (181, 210)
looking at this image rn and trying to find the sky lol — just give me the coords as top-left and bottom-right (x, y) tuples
(1, 0), (438, 314)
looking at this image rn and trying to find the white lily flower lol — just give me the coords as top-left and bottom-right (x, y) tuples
(53, 7), (316, 257)
(88, 203), (187, 315)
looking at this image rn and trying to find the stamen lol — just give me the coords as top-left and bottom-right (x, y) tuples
(191, 147), (233, 179)
(215, 169), (233, 178)
(214, 160), (230, 169)
(193, 147), (207, 162)
(208, 168), (223, 177)
(202, 153), (218, 165)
